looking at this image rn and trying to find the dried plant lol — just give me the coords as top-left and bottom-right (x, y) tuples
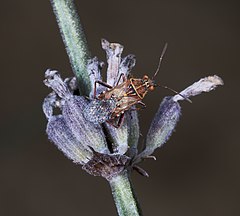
(43, 1), (223, 215)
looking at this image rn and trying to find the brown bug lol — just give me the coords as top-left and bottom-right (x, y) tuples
(83, 43), (189, 127)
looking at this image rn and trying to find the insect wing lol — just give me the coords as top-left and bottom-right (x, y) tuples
(112, 95), (140, 118)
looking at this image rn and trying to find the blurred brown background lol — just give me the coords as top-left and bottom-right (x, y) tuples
(0, 0), (239, 215)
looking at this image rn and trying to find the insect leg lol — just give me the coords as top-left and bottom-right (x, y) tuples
(94, 80), (113, 98)
(116, 73), (127, 85)
(137, 101), (146, 108)
(131, 101), (146, 111)
(117, 113), (125, 128)
(132, 165), (149, 177)
(106, 113), (125, 128)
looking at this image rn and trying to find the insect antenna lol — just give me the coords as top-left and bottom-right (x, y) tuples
(152, 43), (191, 103)
(157, 84), (192, 103)
(152, 42), (168, 79)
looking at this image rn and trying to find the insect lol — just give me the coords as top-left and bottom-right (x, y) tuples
(83, 43), (189, 128)
(83, 74), (155, 126)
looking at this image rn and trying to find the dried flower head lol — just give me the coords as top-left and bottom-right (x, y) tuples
(43, 39), (223, 180)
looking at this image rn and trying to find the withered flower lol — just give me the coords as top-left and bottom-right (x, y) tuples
(46, 3), (223, 215)
(43, 39), (223, 181)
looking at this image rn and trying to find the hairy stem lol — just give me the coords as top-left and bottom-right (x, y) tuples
(109, 170), (142, 216)
(50, 0), (91, 95)
(50, 1), (142, 214)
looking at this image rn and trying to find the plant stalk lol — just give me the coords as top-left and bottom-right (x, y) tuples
(50, 1), (142, 215)
(50, 0), (91, 95)
(109, 170), (142, 216)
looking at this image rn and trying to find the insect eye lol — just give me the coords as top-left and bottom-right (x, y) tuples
(143, 75), (149, 80)
(149, 85), (155, 91)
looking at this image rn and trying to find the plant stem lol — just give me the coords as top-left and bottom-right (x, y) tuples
(109, 170), (142, 216)
(50, 0), (91, 95)
(50, 1), (142, 214)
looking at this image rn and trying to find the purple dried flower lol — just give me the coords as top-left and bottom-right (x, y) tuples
(43, 69), (109, 165)
(43, 39), (223, 180)
(47, 115), (92, 164)
(47, 1), (224, 214)
(137, 97), (181, 160)
(43, 40), (139, 179)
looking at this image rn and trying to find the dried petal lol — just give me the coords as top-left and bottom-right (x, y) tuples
(64, 76), (79, 94)
(118, 54), (136, 82)
(173, 75), (224, 102)
(87, 57), (105, 98)
(44, 69), (71, 99)
(43, 92), (58, 119)
(62, 96), (109, 154)
(137, 97), (181, 160)
(101, 39), (123, 86)
(47, 115), (92, 164)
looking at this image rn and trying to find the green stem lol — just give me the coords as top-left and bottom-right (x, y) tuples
(50, 0), (91, 95)
(109, 170), (142, 216)
(50, 1), (142, 214)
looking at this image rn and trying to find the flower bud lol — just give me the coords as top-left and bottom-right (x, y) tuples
(139, 97), (181, 158)
(47, 115), (92, 164)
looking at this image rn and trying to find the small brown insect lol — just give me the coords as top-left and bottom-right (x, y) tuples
(84, 70), (162, 127)
(83, 43), (189, 127)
